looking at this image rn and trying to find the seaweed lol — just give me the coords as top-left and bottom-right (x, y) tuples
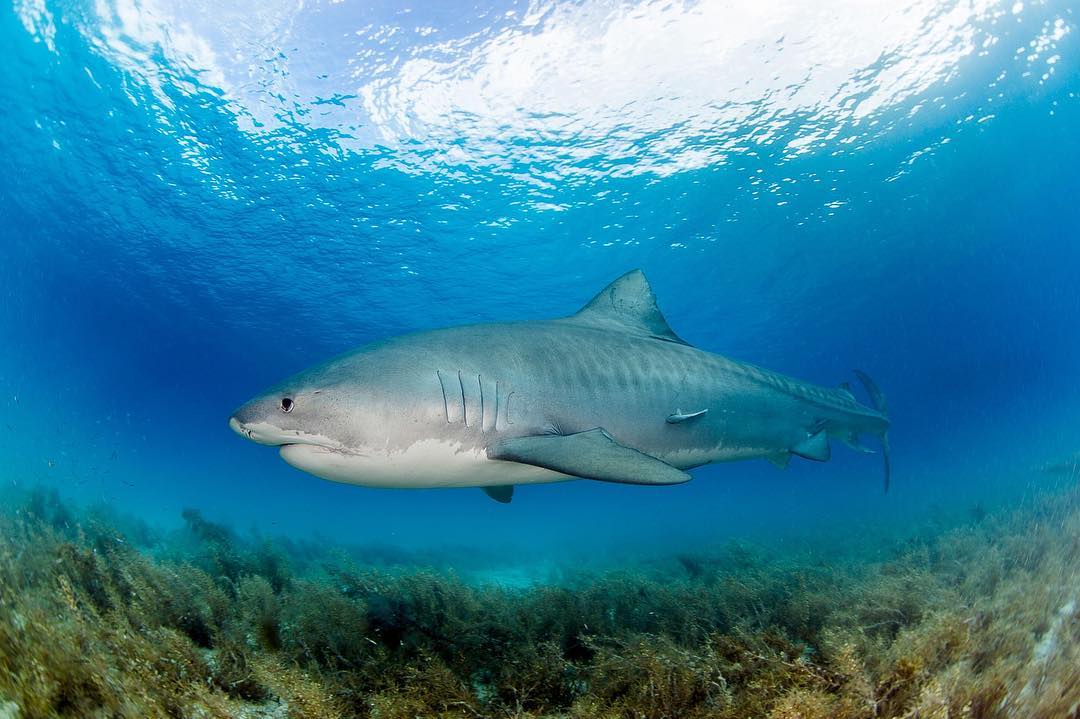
(0, 481), (1077, 718)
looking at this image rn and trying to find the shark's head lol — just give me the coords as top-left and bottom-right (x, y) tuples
(229, 386), (338, 447)
(228, 348), (462, 487)
(229, 365), (369, 480)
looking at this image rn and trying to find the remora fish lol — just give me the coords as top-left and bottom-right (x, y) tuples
(229, 270), (890, 502)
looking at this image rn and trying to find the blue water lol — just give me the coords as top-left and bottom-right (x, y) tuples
(2, 0), (1078, 567)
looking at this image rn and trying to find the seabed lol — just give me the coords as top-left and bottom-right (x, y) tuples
(0, 477), (1076, 719)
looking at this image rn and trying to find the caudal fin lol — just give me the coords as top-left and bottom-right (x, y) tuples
(853, 369), (891, 493)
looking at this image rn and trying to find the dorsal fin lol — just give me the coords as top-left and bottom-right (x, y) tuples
(567, 270), (688, 345)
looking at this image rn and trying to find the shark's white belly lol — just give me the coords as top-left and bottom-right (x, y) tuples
(279, 439), (573, 489)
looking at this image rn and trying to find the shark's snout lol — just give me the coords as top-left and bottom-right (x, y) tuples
(229, 414), (288, 446)
(228, 415), (256, 441)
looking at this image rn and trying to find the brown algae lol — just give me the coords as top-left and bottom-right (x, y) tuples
(0, 484), (1076, 719)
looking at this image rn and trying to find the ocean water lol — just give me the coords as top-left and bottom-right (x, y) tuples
(4, 0), (1079, 555)
(0, 1), (1079, 715)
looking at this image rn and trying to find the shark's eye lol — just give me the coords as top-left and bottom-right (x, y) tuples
(280, 397), (294, 413)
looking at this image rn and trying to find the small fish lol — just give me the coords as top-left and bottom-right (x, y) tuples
(1038, 453), (1080, 475)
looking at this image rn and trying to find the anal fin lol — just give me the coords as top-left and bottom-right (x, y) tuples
(488, 429), (691, 486)
(839, 432), (875, 454)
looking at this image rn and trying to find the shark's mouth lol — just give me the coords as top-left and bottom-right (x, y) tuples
(230, 417), (352, 454)
(279, 441), (358, 456)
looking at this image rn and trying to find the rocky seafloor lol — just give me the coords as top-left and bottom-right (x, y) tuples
(0, 477), (1076, 719)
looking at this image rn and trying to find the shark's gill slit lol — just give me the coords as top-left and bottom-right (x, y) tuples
(505, 391), (515, 425)
(493, 380), (500, 432)
(478, 374), (485, 432)
(436, 370), (449, 424)
(458, 370), (468, 427)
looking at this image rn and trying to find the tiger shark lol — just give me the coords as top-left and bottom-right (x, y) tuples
(229, 270), (890, 502)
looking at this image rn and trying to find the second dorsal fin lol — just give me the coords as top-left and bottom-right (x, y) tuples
(567, 270), (688, 345)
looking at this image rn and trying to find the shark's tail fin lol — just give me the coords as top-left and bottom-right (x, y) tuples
(853, 369), (891, 493)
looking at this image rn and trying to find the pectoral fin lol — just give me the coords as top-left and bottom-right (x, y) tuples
(482, 485), (514, 503)
(487, 429), (691, 485)
(791, 430), (831, 462)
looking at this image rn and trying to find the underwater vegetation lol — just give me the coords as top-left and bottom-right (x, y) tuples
(0, 482), (1076, 719)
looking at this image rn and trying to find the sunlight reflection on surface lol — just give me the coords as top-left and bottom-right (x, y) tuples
(20, 0), (1071, 181)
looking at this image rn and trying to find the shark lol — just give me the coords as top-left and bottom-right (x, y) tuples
(229, 270), (890, 502)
